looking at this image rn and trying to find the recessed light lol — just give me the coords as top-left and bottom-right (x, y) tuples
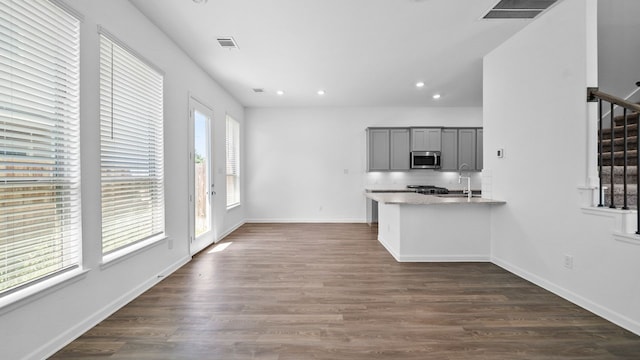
(432, 93), (441, 100)
(317, 90), (325, 96)
(416, 82), (425, 88)
(276, 90), (284, 96)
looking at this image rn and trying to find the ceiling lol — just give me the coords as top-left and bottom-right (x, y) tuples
(129, 0), (543, 108)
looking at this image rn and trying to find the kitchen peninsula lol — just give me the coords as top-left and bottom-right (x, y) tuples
(365, 192), (505, 262)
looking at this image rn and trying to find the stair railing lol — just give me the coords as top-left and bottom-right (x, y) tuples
(588, 87), (640, 234)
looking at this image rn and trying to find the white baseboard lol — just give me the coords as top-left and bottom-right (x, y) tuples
(217, 220), (246, 241)
(376, 234), (400, 261)
(33, 256), (191, 360)
(399, 255), (490, 262)
(492, 256), (640, 336)
(246, 218), (366, 223)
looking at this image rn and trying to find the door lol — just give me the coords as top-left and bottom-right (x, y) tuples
(188, 97), (215, 255)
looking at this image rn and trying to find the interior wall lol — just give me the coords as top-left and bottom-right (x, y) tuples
(598, 0), (640, 102)
(245, 107), (482, 222)
(0, 1), (245, 359)
(484, 0), (640, 335)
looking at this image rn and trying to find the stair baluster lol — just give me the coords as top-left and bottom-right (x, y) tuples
(623, 108), (629, 209)
(610, 102), (616, 208)
(598, 99), (604, 207)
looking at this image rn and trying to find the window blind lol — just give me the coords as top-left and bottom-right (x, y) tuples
(99, 32), (165, 255)
(0, 0), (81, 294)
(225, 115), (240, 207)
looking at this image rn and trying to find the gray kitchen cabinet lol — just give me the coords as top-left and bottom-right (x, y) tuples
(440, 129), (458, 171)
(367, 129), (390, 171)
(476, 128), (483, 170)
(458, 128), (477, 170)
(411, 128), (441, 151)
(390, 129), (410, 170)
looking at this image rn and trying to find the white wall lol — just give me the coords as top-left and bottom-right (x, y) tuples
(485, 0), (640, 335)
(598, 0), (640, 102)
(0, 1), (245, 359)
(245, 107), (482, 222)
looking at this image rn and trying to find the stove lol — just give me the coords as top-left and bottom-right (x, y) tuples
(407, 185), (449, 195)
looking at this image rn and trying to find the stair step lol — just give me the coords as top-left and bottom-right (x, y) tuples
(613, 112), (640, 127)
(599, 123), (638, 138)
(599, 136), (638, 151)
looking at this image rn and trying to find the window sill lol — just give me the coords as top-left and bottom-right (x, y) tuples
(226, 203), (241, 211)
(101, 234), (167, 270)
(0, 267), (89, 316)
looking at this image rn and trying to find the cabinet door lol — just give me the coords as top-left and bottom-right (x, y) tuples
(440, 129), (458, 171)
(411, 128), (442, 151)
(476, 129), (483, 171)
(368, 129), (390, 171)
(390, 129), (410, 170)
(458, 129), (476, 170)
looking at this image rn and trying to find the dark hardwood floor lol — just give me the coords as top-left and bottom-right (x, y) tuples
(52, 223), (640, 359)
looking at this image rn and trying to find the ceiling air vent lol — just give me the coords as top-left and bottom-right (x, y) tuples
(216, 37), (239, 49)
(252, 88), (264, 93)
(483, 0), (557, 19)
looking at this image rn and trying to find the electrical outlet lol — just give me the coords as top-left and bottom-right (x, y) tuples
(168, 239), (173, 250)
(564, 255), (573, 269)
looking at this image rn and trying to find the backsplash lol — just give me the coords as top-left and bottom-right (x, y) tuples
(364, 171), (482, 191)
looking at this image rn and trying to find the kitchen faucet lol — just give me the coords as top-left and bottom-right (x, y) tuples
(458, 163), (472, 200)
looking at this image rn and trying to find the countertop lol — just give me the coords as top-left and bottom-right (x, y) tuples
(365, 192), (506, 205)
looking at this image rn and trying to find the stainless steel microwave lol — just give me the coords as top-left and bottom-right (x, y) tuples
(411, 151), (441, 169)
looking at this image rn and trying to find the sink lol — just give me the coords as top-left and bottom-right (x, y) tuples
(436, 194), (482, 198)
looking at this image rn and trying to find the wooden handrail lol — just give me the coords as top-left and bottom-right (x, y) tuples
(588, 87), (640, 113)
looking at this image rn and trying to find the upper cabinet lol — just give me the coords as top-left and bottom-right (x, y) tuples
(367, 129), (390, 171)
(457, 128), (477, 170)
(366, 127), (481, 172)
(476, 129), (483, 171)
(440, 129), (459, 171)
(367, 128), (411, 171)
(411, 128), (441, 152)
(390, 129), (410, 170)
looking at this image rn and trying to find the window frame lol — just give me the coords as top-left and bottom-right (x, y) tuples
(98, 27), (166, 260)
(225, 115), (241, 209)
(0, 0), (83, 303)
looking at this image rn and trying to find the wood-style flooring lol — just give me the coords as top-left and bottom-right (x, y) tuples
(52, 223), (640, 359)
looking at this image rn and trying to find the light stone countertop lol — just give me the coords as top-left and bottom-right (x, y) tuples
(365, 191), (506, 205)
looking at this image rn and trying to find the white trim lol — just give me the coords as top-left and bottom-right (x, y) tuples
(398, 255), (490, 262)
(35, 256), (190, 360)
(613, 232), (640, 246)
(0, 268), (89, 316)
(50, 0), (84, 21)
(246, 219), (366, 223)
(492, 256), (640, 336)
(226, 203), (241, 211)
(97, 25), (165, 76)
(100, 235), (167, 269)
(217, 220), (246, 242)
(376, 234), (400, 261)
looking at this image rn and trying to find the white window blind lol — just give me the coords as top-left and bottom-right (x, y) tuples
(226, 115), (240, 207)
(99, 32), (165, 255)
(0, 0), (81, 295)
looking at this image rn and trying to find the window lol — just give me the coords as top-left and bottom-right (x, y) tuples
(0, 0), (81, 294)
(99, 30), (165, 255)
(226, 115), (240, 208)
